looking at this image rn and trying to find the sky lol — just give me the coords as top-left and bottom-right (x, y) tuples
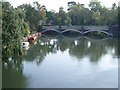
(7, 0), (119, 12)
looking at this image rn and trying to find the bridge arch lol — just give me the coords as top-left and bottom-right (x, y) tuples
(84, 30), (109, 36)
(61, 29), (82, 34)
(41, 29), (60, 34)
(84, 36), (108, 41)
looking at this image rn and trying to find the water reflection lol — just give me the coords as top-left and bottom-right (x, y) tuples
(2, 57), (27, 88)
(2, 36), (119, 88)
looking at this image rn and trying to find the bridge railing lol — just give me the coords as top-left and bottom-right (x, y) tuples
(42, 25), (109, 31)
(84, 26), (108, 31)
(61, 26), (82, 30)
(43, 26), (59, 29)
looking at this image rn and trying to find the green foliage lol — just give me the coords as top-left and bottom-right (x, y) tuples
(17, 2), (46, 31)
(45, 8), (72, 25)
(16, 0), (118, 26)
(2, 2), (30, 60)
(67, 1), (118, 25)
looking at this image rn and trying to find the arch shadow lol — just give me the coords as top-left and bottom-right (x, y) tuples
(61, 29), (82, 34)
(41, 29), (60, 34)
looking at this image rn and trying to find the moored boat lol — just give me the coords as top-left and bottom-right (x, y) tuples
(22, 42), (29, 48)
(28, 36), (37, 43)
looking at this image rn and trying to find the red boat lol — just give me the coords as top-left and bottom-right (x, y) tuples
(28, 35), (37, 43)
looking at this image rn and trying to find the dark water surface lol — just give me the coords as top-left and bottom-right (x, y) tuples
(2, 36), (118, 88)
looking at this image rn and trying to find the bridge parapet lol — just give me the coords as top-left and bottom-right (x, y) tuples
(84, 26), (108, 31)
(43, 26), (59, 29)
(42, 25), (108, 31)
(61, 26), (82, 30)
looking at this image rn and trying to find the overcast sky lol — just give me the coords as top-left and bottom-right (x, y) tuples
(7, 0), (119, 12)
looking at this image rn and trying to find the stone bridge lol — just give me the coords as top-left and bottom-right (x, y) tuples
(38, 25), (113, 36)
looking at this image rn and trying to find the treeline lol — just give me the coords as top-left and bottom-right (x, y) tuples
(2, 1), (119, 31)
(67, 1), (118, 25)
(2, 0), (119, 59)
(16, 0), (119, 30)
(45, 1), (118, 26)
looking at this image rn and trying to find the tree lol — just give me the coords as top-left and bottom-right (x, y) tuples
(89, 0), (102, 12)
(33, 1), (46, 22)
(68, 2), (91, 25)
(46, 11), (54, 25)
(59, 7), (70, 25)
(17, 2), (46, 31)
(2, 2), (30, 60)
(111, 3), (118, 25)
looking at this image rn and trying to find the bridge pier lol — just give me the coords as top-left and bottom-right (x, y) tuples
(109, 25), (119, 38)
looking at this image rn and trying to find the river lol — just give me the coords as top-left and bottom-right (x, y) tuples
(2, 36), (119, 88)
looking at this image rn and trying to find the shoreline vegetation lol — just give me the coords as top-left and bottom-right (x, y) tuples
(2, 0), (119, 60)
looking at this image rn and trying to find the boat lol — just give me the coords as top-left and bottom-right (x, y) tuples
(28, 35), (37, 43)
(22, 42), (29, 48)
(27, 32), (41, 43)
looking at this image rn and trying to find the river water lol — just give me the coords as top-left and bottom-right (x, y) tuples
(2, 36), (118, 88)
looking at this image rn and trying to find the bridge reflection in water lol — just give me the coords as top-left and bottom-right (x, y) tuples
(41, 34), (108, 41)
